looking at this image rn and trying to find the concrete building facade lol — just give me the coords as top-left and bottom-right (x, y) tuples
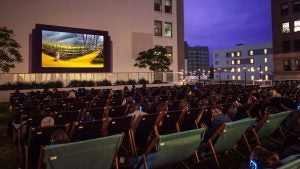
(185, 43), (209, 74)
(0, 0), (184, 75)
(272, 0), (300, 79)
(213, 42), (273, 81)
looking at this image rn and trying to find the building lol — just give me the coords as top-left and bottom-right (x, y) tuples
(213, 42), (273, 81)
(0, 0), (184, 76)
(271, 0), (300, 79)
(185, 42), (209, 75)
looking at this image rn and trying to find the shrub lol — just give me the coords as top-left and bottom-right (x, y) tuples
(153, 80), (163, 84)
(138, 78), (149, 85)
(68, 80), (95, 87)
(115, 80), (126, 85)
(96, 79), (112, 86)
(0, 81), (64, 90)
(127, 79), (137, 85)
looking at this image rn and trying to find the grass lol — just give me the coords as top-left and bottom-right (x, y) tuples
(0, 102), (18, 169)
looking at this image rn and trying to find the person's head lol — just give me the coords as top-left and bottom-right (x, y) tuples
(50, 129), (69, 144)
(250, 146), (281, 168)
(41, 116), (55, 127)
(80, 111), (94, 122)
(211, 105), (222, 117)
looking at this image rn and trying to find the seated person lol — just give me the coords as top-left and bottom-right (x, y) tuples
(127, 104), (147, 130)
(41, 116), (55, 127)
(205, 105), (231, 140)
(50, 129), (70, 144)
(249, 146), (281, 169)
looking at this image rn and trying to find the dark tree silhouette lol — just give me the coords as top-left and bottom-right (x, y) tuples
(0, 27), (23, 72)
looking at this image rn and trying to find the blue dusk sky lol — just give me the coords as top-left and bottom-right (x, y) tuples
(184, 0), (272, 65)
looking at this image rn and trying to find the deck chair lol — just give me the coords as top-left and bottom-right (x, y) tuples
(68, 102), (87, 111)
(136, 128), (206, 169)
(109, 99), (124, 107)
(252, 111), (291, 146)
(134, 113), (160, 155)
(204, 118), (256, 168)
(90, 99), (108, 108)
(40, 134), (124, 169)
(25, 124), (70, 169)
(44, 104), (66, 113)
(83, 107), (106, 120)
(109, 105), (128, 118)
(277, 154), (300, 169)
(156, 110), (181, 135)
(69, 120), (103, 142)
(53, 110), (81, 125)
(179, 108), (203, 131)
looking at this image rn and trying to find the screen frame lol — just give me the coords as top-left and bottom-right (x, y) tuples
(31, 24), (112, 73)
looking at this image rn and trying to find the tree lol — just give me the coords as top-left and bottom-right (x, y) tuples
(134, 46), (171, 72)
(0, 27), (23, 72)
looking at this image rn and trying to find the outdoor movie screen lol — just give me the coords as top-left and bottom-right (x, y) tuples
(42, 31), (105, 68)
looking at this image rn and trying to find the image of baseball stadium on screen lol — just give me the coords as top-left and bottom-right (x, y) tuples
(41, 30), (104, 68)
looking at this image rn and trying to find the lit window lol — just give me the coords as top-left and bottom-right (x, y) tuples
(231, 68), (235, 72)
(165, 0), (172, 13)
(264, 49), (268, 54)
(249, 50), (254, 56)
(232, 76), (236, 80)
(250, 58), (254, 64)
(264, 57), (268, 63)
(238, 76), (241, 80)
(237, 68), (241, 72)
(154, 0), (162, 11)
(265, 75), (269, 80)
(251, 67), (254, 72)
(165, 46), (172, 60)
(154, 20), (162, 36)
(251, 75), (255, 80)
(165, 22), (172, 37)
(231, 60), (235, 65)
(282, 22), (290, 33)
(265, 66), (268, 72)
(231, 52), (235, 57)
(237, 52), (241, 57)
(237, 60), (240, 64)
(294, 20), (300, 32)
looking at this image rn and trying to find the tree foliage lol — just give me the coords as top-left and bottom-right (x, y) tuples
(0, 27), (23, 72)
(134, 46), (171, 72)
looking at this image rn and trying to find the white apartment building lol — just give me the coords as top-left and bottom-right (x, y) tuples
(213, 42), (273, 81)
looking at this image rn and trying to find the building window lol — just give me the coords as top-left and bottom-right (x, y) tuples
(251, 67), (255, 72)
(296, 59), (300, 70)
(251, 75), (255, 80)
(265, 75), (269, 80)
(294, 20), (300, 32)
(295, 39), (300, 51)
(265, 66), (268, 72)
(264, 49), (268, 54)
(264, 57), (268, 63)
(282, 22), (290, 33)
(250, 58), (254, 64)
(282, 41), (291, 52)
(249, 50), (254, 56)
(154, 20), (162, 36)
(231, 60), (235, 65)
(214, 54), (218, 58)
(165, 0), (172, 13)
(154, 0), (162, 11)
(231, 68), (235, 72)
(237, 68), (241, 72)
(165, 22), (172, 37)
(238, 76), (241, 80)
(237, 60), (240, 64)
(215, 61), (218, 65)
(281, 3), (289, 16)
(231, 52), (235, 57)
(237, 51), (241, 57)
(293, 0), (300, 13)
(232, 76), (235, 80)
(283, 60), (292, 71)
(165, 46), (172, 60)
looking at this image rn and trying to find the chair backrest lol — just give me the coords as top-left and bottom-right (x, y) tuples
(69, 120), (103, 141)
(213, 117), (256, 153)
(84, 107), (105, 120)
(43, 134), (124, 169)
(53, 110), (81, 125)
(150, 128), (206, 168)
(157, 110), (181, 135)
(106, 116), (132, 136)
(257, 111), (291, 139)
(109, 99), (123, 107)
(68, 102), (87, 111)
(90, 99), (108, 108)
(44, 104), (65, 113)
(179, 108), (202, 131)
(109, 105), (128, 118)
(277, 154), (300, 169)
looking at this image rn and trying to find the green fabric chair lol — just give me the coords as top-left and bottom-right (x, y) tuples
(256, 111), (291, 140)
(277, 154), (300, 169)
(207, 118), (256, 167)
(140, 128), (206, 169)
(42, 134), (123, 169)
